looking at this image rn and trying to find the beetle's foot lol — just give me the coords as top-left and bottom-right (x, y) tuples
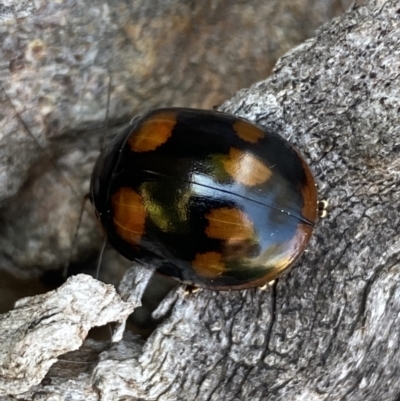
(184, 285), (202, 296)
(318, 199), (329, 218)
(259, 280), (275, 290)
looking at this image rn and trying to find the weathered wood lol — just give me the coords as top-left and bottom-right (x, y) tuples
(2, 0), (400, 400)
(0, 274), (138, 396)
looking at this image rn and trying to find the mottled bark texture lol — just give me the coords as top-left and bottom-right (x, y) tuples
(2, 0), (400, 400)
(0, 274), (139, 396)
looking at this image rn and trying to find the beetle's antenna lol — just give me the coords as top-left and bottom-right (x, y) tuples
(1, 81), (84, 280)
(97, 74), (114, 342)
(0, 84), (81, 200)
(96, 238), (107, 280)
(62, 194), (91, 278)
(93, 73), (112, 281)
(64, 73), (112, 279)
(101, 74), (112, 151)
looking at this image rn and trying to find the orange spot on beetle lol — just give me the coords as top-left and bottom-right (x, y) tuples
(233, 120), (264, 143)
(222, 148), (272, 186)
(205, 207), (254, 242)
(111, 187), (146, 245)
(128, 111), (177, 152)
(192, 252), (226, 278)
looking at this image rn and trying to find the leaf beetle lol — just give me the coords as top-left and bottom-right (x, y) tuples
(90, 108), (318, 290)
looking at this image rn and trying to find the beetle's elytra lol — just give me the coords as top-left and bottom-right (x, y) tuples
(90, 108), (318, 290)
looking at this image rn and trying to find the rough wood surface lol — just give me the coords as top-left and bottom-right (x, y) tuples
(2, 0), (400, 400)
(0, 274), (137, 396)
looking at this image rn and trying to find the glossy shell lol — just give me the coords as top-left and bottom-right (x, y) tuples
(90, 108), (318, 290)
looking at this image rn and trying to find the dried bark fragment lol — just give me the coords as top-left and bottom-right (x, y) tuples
(0, 274), (137, 396)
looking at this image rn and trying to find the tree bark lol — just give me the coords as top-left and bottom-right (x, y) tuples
(2, 0), (400, 400)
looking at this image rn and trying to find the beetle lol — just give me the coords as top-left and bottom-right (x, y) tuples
(90, 108), (318, 290)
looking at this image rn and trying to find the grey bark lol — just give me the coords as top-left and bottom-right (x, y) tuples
(0, 274), (139, 396)
(2, 0), (400, 400)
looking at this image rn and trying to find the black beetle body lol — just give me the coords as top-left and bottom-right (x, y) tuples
(90, 108), (318, 290)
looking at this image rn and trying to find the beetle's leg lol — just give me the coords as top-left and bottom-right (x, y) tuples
(318, 199), (329, 218)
